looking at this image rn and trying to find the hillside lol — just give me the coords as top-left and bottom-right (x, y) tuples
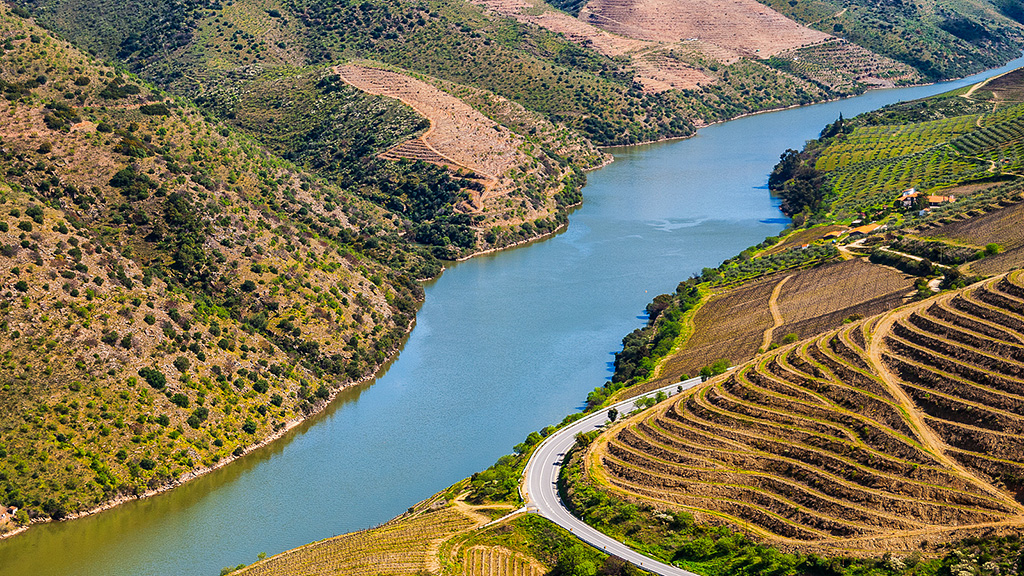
(765, 67), (1024, 225)
(587, 271), (1024, 554)
(757, 0), (1024, 80)
(17, 0), (999, 148)
(0, 4), (434, 526)
(118, 69), (1024, 576)
(11, 0), (1019, 263)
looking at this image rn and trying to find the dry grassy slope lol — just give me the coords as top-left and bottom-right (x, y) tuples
(580, 0), (831, 54)
(0, 6), (427, 526)
(589, 272), (1024, 555)
(471, 0), (715, 93)
(757, 0), (1024, 81)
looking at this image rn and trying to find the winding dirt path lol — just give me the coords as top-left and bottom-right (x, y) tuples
(760, 275), (792, 351)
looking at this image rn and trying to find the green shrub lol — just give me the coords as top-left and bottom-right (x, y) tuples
(138, 367), (166, 389)
(139, 103), (171, 116)
(699, 358), (730, 381)
(173, 356), (190, 373)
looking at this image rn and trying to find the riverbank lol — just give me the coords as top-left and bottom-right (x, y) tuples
(7, 52), (1024, 576)
(0, 305), (423, 541)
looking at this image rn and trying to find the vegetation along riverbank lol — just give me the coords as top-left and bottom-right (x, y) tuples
(3, 0), (1024, 560)
(224, 46), (1024, 576)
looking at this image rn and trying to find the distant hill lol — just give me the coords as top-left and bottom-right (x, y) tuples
(757, 0), (1024, 80)
(14, 0), (1022, 261)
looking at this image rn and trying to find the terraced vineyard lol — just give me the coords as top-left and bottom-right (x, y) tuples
(812, 109), (1006, 214)
(653, 276), (777, 383)
(770, 40), (920, 91)
(951, 108), (1024, 174)
(808, 83), (1024, 216)
(922, 200), (1024, 275)
(816, 117), (981, 171)
(773, 258), (912, 345)
(591, 272), (1024, 553)
(462, 546), (546, 576)
(642, 258), (913, 392)
(237, 506), (478, 576)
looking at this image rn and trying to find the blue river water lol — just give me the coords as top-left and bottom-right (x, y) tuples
(2, 54), (1023, 576)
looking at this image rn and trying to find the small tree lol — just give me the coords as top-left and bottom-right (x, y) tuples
(608, 408), (618, 422)
(700, 358), (730, 381)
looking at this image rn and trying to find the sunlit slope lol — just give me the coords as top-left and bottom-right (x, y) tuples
(0, 4), (429, 523)
(590, 272), (1024, 553)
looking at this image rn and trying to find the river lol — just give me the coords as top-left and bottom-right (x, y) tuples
(3, 55), (1024, 576)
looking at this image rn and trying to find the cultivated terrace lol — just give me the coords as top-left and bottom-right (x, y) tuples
(4, 0), (1024, 574)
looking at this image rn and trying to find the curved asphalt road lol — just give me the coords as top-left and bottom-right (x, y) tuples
(521, 376), (706, 576)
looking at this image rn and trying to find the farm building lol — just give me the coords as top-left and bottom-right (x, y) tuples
(898, 188), (920, 208)
(849, 223), (881, 235)
(0, 506), (17, 524)
(926, 195), (955, 206)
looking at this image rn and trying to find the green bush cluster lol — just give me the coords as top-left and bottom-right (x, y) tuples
(869, 249), (936, 276)
(889, 238), (981, 265)
(606, 283), (701, 391)
(707, 244), (839, 287)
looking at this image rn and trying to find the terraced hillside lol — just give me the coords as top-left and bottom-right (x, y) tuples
(590, 272), (1024, 553)
(472, 0), (714, 93)
(335, 65), (573, 226)
(757, 0), (1024, 80)
(579, 0), (830, 54)
(237, 504), (481, 576)
(774, 78), (1024, 218)
(638, 258), (914, 395)
(231, 484), (564, 576)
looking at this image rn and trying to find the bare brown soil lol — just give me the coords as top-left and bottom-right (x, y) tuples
(471, 0), (713, 92)
(591, 273), (1024, 553)
(336, 65), (528, 185)
(335, 64), (570, 226)
(656, 275), (777, 382)
(976, 68), (1024, 103)
(773, 258), (914, 345)
(638, 259), (913, 395)
(972, 246), (1024, 275)
(578, 0), (831, 57)
(929, 201), (1024, 252)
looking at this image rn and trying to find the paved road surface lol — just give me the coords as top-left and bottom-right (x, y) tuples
(521, 376), (706, 576)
